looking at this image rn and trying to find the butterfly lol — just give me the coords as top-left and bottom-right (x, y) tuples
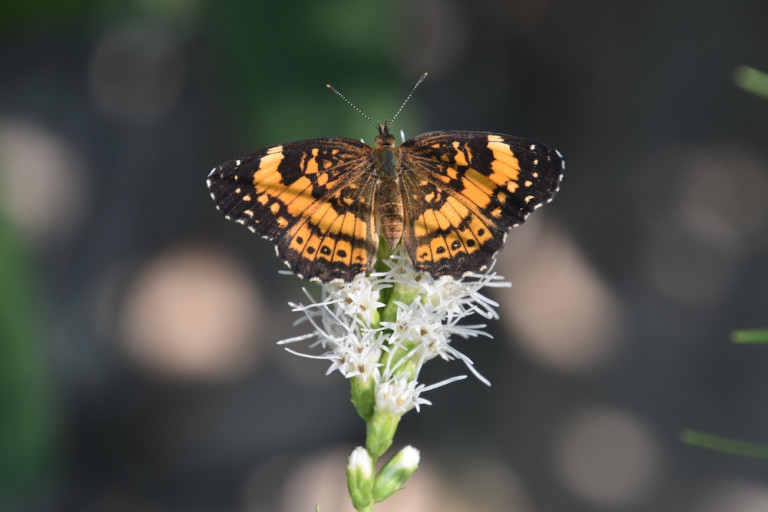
(207, 79), (563, 283)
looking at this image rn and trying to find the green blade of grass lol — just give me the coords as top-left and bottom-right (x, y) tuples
(681, 429), (768, 459)
(731, 329), (768, 344)
(733, 66), (768, 100)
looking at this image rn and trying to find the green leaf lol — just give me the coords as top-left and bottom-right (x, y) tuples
(681, 429), (768, 459)
(733, 66), (768, 100)
(731, 329), (768, 344)
(0, 215), (57, 497)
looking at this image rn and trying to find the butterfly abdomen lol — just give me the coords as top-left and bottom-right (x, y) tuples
(374, 145), (405, 249)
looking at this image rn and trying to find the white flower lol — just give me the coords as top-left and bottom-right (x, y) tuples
(374, 373), (430, 415)
(279, 243), (510, 410)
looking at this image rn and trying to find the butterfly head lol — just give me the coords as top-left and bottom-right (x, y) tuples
(375, 121), (395, 147)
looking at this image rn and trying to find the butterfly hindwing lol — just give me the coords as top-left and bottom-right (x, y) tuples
(207, 138), (380, 281)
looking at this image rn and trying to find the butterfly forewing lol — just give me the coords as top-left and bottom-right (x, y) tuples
(207, 138), (380, 281)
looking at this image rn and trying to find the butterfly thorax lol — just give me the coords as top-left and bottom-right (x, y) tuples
(373, 124), (404, 249)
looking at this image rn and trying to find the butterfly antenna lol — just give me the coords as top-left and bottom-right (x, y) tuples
(390, 72), (428, 127)
(326, 83), (377, 127)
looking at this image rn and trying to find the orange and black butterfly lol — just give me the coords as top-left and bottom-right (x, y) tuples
(207, 76), (564, 282)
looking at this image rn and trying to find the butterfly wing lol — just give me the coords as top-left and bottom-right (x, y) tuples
(207, 138), (379, 282)
(398, 131), (564, 277)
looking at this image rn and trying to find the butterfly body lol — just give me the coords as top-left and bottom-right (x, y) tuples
(207, 122), (563, 282)
(369, 126), (405, 251)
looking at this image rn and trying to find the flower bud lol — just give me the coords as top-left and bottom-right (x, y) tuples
(372, 446), (420, 502)
(351, 374), (376, 421)
(346, 447), (374, 510)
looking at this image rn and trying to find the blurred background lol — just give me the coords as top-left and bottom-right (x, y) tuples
(2, 0), (768, 511)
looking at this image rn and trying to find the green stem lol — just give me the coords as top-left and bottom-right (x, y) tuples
(374, 235), (395, 306)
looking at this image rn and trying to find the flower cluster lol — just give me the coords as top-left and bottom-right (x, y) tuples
(280, 244), (509, 414)
(279, 243), (509, 511)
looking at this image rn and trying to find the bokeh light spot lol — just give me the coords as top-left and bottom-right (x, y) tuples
(678, 147), (768, 248)
(119, 246), (263, 380)
(695, 480), (768, 512)
(632, 145), (768, 307)
(0, 116), (88, 244)
(553, 407), (661, 507)
(498, 217), (623, 372)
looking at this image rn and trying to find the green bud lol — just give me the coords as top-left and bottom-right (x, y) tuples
(346, 447), (374, 511)
(366, 409), (401, 458)
(350, 375), (376, 421)
(372, 446), (420, 502)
